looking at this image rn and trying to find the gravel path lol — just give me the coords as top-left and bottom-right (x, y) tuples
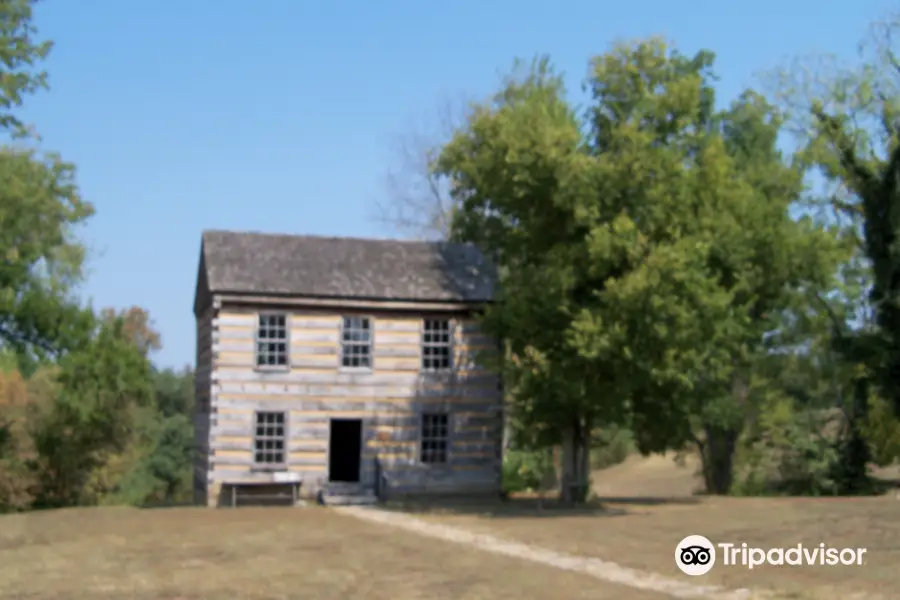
(334, 506), (766, 600)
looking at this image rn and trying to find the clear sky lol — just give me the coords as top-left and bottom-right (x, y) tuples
(20, 0), (893, 368)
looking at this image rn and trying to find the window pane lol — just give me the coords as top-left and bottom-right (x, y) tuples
(421, 413), (449, 463)
(254, 412), (287, 465)
(340, 316), (373, 369)
(422, 321), (451, 371)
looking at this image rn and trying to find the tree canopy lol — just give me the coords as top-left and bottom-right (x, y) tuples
(436, 40), (845, 498)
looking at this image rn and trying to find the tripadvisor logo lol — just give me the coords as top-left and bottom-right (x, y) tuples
(675, 535), (867, 576)
(676, 535), (716, 576)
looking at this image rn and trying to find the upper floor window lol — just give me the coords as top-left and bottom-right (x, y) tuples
(422, 319), (452, 371)
(341, 316), (372, 368)
(256, 313), (288, 368)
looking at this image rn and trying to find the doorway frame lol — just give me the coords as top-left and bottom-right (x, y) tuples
(327, 417), (365, 483)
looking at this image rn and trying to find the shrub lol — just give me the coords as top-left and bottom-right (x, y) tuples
(862, 394), (900, 467)
(502, 448), (554, 494)
(731, 404), (841, 496)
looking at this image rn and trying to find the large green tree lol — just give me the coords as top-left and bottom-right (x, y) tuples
(802, 18), (900, 415)
(0, 0), (94, 366)
(0, 1), (172, 510)
(437, 40), (841, 499)
(767, 12), (900, 485)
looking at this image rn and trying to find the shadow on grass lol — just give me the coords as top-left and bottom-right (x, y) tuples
(378, 493), (701, 519)
(593, 495), (703, 506)
(138, 500), (196, 510)
(139, 497), (304, 509)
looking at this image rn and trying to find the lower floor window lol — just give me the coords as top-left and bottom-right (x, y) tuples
(254, 411), (286, 465)
(420, 413), (449, 464)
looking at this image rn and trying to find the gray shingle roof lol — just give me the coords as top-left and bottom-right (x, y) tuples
(199, 230), (496, 303)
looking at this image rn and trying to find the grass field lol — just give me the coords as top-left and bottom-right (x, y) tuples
(0, 503), (669, 600)
(2, 455), (898, 599)
(395, 454), (900, 600)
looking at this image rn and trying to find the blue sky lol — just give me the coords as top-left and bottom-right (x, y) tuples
(21, 0), (892, 368)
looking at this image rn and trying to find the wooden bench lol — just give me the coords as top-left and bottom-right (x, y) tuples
(227, 478), (302, 508)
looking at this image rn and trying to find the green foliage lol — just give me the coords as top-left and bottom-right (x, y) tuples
(731, 399), (840, 497)
(0, 147), (95, 364)
(0, 2), (198, 512)
(783, 14), (900, 421)
(0, 0), (94, 365)
(591, 425), (634, 469)
(0, 356), (37, 510)
(118, 366), (196, 506)
(0, 0), (53, 138)
(502, 448), (554, 494)
(437, 39), (842, 497)
(31, 314), (155, 507)
(152, 366), (195, 418)
(97, 408), (194, 507)
(863, 394), (900, 466)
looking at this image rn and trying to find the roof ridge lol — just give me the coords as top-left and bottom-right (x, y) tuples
(203, 229), (464, 246)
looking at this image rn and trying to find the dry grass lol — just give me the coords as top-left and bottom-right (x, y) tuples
(4, 455), (900, 599)
(398, 454), (900, 600)
(0, 504), (669, 600)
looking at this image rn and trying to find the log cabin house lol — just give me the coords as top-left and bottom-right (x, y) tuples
(193, 230), (502, 506)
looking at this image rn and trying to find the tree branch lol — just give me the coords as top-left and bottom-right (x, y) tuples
(811, 292), (848, 339)
(813, 107), (878, 198)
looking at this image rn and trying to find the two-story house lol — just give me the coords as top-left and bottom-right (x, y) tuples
(193, 230), (502, 506)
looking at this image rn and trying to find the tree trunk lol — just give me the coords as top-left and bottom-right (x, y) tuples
(700, 424), (739, 495)
(699, 372), (750, 495)
(559, 417), (591, 504)
(833, 376), (872, 494)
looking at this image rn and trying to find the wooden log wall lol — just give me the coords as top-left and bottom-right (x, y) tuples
(193, 304), (216, 505)
(197, 301), (503, 500)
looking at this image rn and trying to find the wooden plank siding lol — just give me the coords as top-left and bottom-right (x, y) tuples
(201, 303), (503, 500)
(193, 304), (216, 505)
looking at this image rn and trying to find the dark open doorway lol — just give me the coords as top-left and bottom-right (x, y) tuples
(328, 419), (362, 483)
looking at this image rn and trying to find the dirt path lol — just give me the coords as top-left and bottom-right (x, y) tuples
(335, 506), (766, 600)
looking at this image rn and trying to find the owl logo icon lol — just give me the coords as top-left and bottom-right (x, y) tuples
(675, 535), (716, 576)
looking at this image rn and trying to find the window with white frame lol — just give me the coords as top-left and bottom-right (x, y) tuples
(420, 413), (449, 464)
(254, 411), (286, 466)
(256, 313), (288, 367)
(341, 316), (372, 368)
(422, 319), (452, 371)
